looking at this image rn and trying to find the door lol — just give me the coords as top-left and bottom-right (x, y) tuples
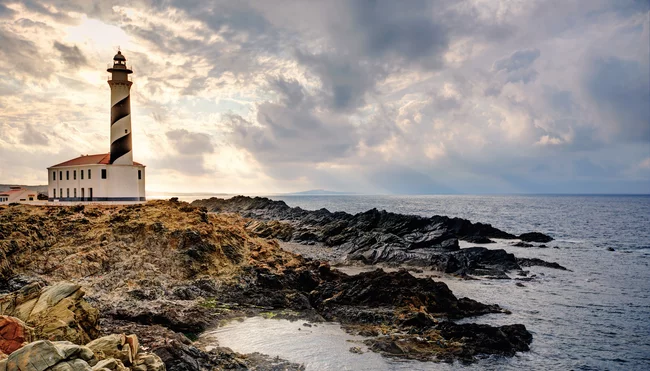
(89, 188), (93, 201)
(81, 188), (85, 201)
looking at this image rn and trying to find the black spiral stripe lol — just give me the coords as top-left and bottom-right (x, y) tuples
(110, 132), (132, 164)
(111, 95), (130, 125)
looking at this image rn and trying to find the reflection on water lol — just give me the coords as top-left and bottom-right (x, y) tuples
(202, 317), (454, 371)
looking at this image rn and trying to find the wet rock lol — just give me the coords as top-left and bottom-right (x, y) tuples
(192, 196), (560, 276)
(513, 241), (534, 247)
(462, 236), (494, 244)
(518, 232), (553, 243)
(429, 247), (520, 277)
(349, 346), (363, 354)
(517, 258), (568, 271)
(437, 322), (532, 358)
(310, 269), (502, 320)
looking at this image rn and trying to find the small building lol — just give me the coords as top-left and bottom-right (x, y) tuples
(47, 154), (145, 202)
(0, 186), (38, 203)
(47, 51), (146, 203)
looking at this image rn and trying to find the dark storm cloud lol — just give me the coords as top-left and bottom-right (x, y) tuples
(296, 51), (379, 112)
(226, 77), (359, 165)
(346, 0), (449, 62)
(586, 56), (650, 142)
(53, 42), (88, 68)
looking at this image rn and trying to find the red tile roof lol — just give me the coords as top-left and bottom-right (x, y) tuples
(50, 153), (143, 167)
(0, 188), (35, 196)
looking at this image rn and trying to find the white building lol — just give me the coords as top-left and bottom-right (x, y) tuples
(0, 186), (38, 203)
(47, 51), (146, 202)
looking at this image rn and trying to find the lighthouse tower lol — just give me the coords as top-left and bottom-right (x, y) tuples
(46, 50), (146, 203)
(107, 51), (133, 165)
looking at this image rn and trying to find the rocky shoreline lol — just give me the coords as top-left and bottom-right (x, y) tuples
(0, 199), (551, 369)
(192, 196), (567, 278)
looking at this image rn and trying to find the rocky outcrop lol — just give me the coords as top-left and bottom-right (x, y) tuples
(429, 247), (521, 277)
(192, 196), (562, 276)
(1, 200), (538, 365)
(310, 268), (505, 321)
(0, 282), (99, 344)
(0, 336), (165, 371)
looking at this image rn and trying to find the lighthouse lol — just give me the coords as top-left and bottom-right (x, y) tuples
(46, 51), (146, 203)
(107, 51), (134, 165)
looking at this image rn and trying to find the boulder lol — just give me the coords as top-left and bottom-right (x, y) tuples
(0, 315), (34, 355)
(518, 232), (553, 243)
(0, 340), (93, 371)
(0, 282), (99, 344)
(86, 334), (137, 366)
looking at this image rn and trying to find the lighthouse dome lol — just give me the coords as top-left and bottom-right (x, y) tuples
(113, 51), (126, 61)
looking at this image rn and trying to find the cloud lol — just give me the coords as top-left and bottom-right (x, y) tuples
(53, 41), (88, 68)
(0, 0), (648, 194)
(493, 49), (541, 72)
(151, 129), (214, 176)
(166, 129), (213, 156)
(21, 123), (49, 146)
(585, 56), (650, 142)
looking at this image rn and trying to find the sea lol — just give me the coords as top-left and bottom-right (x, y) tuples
(183, 194), (650, 371)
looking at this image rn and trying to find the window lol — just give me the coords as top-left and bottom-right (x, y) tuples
(81, 170), (84, 180)
(89, 188), (93, 200)
(74, 188), (77, 198)
(66, 171), (69, 180)
(81, 188), (84, 200)
(59, 171), (62, 180)
(101, 169), (107, 179)
(60, 188), (62, 198)
(67, 188), (70, 198)
(53, 189), (56, 198)
(29, 197), (33, 201)
(74, 170), (77, 180)
(138, 170), (142, 180)
(53, 171), (56, 181)
(88, 169), (91, 179)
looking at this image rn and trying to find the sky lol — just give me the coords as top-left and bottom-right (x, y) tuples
(0, 0), (648, 194)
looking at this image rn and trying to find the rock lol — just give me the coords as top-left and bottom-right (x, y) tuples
(92, 358), (128, 371)
(517, 258), (568, 271)
(310, 269), (503, 321)
(462, 236), (494, 244)
(437, 322), (532, 358)
(0, 340), (94, 371)
(607, 247), (615, 251)
(0, 315), (34, 355)
(349, 346), (363, 354)
(132, 353), (165, 371)
(429, 247), (520, 277)
(518, 232), (553, 243)
(0, 282), (99, 344)
(513, 241), (533, 247)
(191, 196), (557, 277)
(86, 334), (136, 365)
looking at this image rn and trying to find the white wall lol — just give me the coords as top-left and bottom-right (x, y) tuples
(47, 164), (145, 201)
